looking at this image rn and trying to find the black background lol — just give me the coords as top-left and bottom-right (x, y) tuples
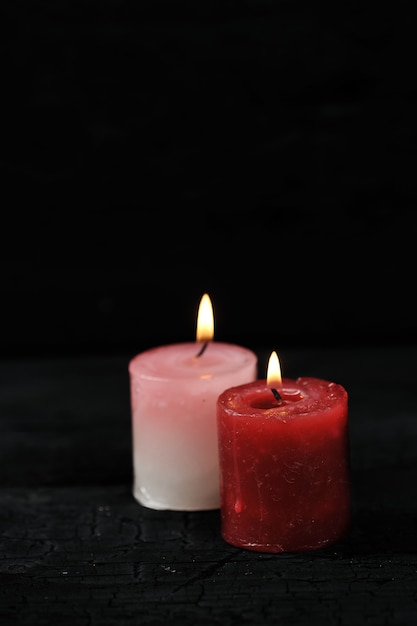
(2, 0), (416, 358)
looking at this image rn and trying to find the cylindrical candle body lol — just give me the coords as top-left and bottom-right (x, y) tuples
(217, 377), (350, 553)
(129, 342), (257, 511)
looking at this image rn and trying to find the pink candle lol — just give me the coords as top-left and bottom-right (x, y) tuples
(128, 295), (258, 511)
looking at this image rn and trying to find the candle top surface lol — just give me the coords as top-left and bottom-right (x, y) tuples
(129, 342), (257, 380)
(218, 377), (348, 419)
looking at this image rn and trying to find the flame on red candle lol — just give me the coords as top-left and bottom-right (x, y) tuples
(196, 293), (214, 342)
(267, 351), (282, 387)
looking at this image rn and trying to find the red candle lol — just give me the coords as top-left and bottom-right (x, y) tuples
(216, 351), (351, 553)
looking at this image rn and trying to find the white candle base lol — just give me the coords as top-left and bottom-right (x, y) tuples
(133, 479), (220, 512)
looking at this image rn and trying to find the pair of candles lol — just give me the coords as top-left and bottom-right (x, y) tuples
(129, 295), (351, 554)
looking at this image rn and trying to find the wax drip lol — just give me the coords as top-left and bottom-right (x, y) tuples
(195, 341), (209, 357)
(271, 388), (282, 404)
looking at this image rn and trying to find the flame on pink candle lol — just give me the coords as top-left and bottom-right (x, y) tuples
(196, 293), (214, 343)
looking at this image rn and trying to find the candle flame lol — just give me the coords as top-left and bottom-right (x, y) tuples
(267, 351), (282, 387)
(196, 293), (214, 342)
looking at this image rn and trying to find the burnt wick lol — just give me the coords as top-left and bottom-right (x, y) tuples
(196, 341), (209, 357)
(271, 388), (282, 403)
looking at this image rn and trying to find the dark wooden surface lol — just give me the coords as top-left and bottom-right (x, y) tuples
(1, 345), (416, 625)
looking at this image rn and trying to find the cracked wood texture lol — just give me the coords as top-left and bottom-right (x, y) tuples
(1, 346), (417, 626)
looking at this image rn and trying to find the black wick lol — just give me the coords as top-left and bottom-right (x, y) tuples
(196, 341), (209, 357)
(270, 388), (282, 404)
